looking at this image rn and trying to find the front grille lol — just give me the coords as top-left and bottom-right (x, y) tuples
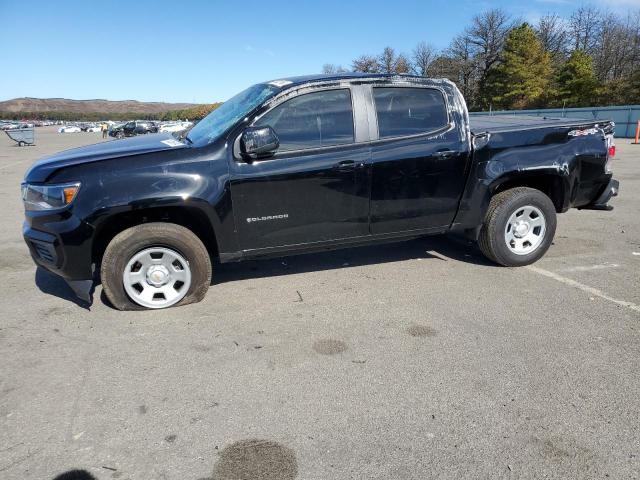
(31, 240), (56, 264)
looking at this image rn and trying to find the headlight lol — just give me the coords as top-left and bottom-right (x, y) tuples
(21, 182), (80, 211)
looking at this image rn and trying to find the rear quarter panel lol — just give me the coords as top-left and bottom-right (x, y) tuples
(452, 124), (611, 232)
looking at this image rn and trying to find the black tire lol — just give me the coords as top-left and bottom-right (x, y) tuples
(478, 187), (557, 267)
(100, 223), (212, 310)
(116, 131), (124, 139)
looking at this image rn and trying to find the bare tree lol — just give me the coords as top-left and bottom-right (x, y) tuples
(595, 12), (622, 81)
(446, 33), (478, 103)
(536, 14), (568, 60)
(568, 6), (601, 53)
(593, 10), (640, 82)
(627, 10), (640, 79)
(411, 41), (437, 76)
(467, 9), (516, 81)
(352, 55), (380, 73)
(429, 56), (457, 78)
(366, 47), (411, 74)
(378, 47), (397, 74)
(322, 64), (348, 74)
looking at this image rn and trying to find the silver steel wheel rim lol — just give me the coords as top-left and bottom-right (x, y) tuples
(504, 205), (546, 256)
(123, 247), (192, 309)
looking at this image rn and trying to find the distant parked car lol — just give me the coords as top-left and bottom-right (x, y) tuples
(87, 126), (102, 132)
(109, 121), (158, 138)
(159, 121), (193, 133)
(58, 125), (81, 133)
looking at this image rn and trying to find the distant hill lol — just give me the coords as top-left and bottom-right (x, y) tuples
(0, 97), (202, 114)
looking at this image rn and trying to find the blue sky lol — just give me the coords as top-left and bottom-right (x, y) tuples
(0, 0), (637, 103)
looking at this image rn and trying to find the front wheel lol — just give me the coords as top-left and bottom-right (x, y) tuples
(478, 187), (557, 266)
(100, 223), (212, 310)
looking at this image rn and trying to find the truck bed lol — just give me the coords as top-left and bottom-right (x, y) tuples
(469, 114), (600, 134)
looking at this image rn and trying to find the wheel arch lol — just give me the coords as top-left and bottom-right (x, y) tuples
(91, 205), (219, 267)
(490, 171), (569, 213)
(453, 169), (569, 240)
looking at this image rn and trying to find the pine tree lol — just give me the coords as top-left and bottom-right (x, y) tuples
(483, 23), (552, 109)
(554, 50), (600, 107)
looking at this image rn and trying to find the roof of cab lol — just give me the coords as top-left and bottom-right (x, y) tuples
(268, 72), (430, 87)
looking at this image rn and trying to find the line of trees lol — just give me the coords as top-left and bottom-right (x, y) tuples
(323, 6), (640, 111)
(0, 103), (222, 122)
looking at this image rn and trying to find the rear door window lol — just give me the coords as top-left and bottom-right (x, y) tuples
(372, 87), (448, 138)
(255, 89), (354, 151)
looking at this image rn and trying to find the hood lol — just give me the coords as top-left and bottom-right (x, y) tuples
(25, 132), (189, 182)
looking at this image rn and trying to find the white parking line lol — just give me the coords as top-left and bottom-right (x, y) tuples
(558, 263), (619, 273)
(526, 265), (640, 314)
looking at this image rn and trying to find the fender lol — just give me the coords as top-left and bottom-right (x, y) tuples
(38, 143), (237, 279)
(450, 130), (605, 237)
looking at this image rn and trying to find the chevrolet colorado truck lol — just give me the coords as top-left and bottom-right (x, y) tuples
(22, 73), (619, 310)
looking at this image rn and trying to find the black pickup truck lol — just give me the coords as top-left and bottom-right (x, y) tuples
(22, 73), (619, 310)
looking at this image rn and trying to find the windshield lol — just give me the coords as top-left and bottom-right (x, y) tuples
(186, 83), (280, 146)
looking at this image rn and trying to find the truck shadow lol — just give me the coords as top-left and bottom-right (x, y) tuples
(34, 235), (495, 308)
(35, 268), (91, 309)
(212, 234), (496, 285)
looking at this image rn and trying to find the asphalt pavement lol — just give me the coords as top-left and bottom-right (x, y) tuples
(1, 127), (638, 479)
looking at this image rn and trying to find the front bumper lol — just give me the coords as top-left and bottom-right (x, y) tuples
(579, 178), (619, 211)
(23, 213), (95, 301)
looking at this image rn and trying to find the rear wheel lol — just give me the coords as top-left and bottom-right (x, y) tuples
(100, 223), (211, 310)
(478, 187), (557, 266)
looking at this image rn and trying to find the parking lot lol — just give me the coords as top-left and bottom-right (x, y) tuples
(1, 127), (638, 479)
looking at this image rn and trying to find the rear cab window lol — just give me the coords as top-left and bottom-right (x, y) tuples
(255, 89), (354, 151)
(372, 87), (448, 138)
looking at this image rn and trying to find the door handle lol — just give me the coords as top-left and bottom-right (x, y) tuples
(432, 150), (458, 159)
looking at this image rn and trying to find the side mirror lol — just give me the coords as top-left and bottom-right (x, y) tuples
(240, 126), (279, 158)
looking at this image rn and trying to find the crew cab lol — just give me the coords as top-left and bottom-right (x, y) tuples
(21, 73), (619, 310)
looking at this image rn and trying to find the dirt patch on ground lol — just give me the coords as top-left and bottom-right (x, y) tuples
(546, 236), (603, 257)
(407, 324), (437, 337)
(43, 306), (73, 318)
(211, 439), (297, 480)
(312, 338), (348, 355)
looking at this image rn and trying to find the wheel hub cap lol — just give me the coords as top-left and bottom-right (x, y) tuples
(122, 247), (192, 309)
(146, 265), (170, 286)
(504, 205), (547, 256)
(514, 221), (530, 238)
